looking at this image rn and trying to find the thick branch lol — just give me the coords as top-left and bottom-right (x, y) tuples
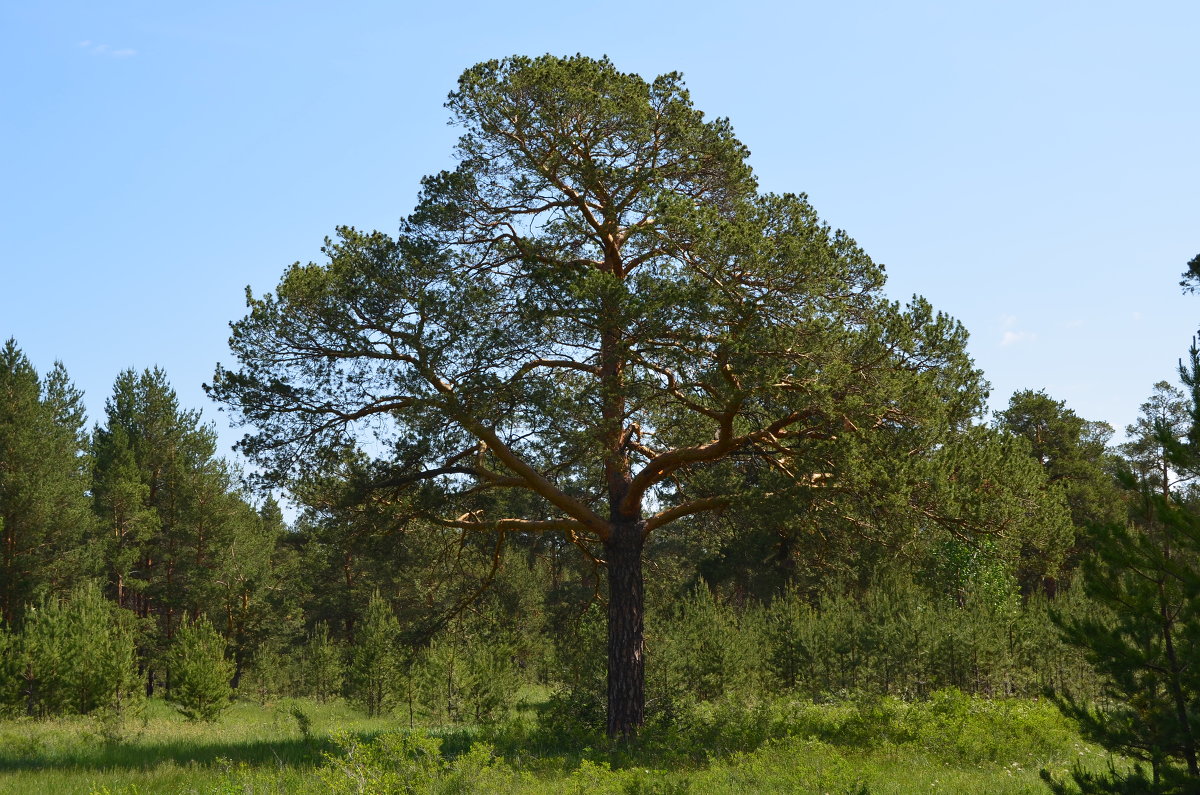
(620, 409), (806, 515)
(643, 496), (731, 535)
(435, 516), (591, 534)
(509, 357), (600, 383)
(412, 361), (610, 537)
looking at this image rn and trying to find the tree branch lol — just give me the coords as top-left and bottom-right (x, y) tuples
(643, 496), (730, 535)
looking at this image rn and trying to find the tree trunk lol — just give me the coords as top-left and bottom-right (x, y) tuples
(606, 518), (645, 739)
(1160, 580), (1199, 777)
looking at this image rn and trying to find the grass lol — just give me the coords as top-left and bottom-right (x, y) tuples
(0, 691), (1120, 794)
(0, 699), (389, 794)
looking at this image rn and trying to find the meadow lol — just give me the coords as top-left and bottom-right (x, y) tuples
(0, 690), (1119, 794)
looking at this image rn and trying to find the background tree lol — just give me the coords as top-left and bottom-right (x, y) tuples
(93, 368), (259, 695)
(1121, 382), (1192, 500)
(0, 340), (95, 625)
(996, 389), (1124, 592)
(997, 389), (1123, 529)
(210, 54), (989, 736)
(213, 496), (297, 690)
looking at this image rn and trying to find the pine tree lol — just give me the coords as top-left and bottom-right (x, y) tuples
(92, 368), (257, 694)
(347, 591), (402, 717)
(997, 390), (1124, 592)
(1044, 374), (1200, 793)
(166, 615), (234, 721)
(214, 496), (296, 690)
(301, 622), (344, 703)
(0, 341), (95, 625)
(211, 55), (1002, 735)
(10, 582), (141, 717)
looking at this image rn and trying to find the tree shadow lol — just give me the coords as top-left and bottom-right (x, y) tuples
(0, 731), (383, 773)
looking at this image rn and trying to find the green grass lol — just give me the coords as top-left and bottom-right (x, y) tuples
(0, 692), (1120, 794)
(0, 699), (393, 794)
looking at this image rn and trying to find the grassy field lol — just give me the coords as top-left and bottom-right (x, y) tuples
(0, 692), (1118, 794)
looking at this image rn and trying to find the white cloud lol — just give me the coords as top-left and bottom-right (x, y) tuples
(78, 41), (136, 57)
(997, 314), (1036, 346)
(1001, 330), (1037, 347)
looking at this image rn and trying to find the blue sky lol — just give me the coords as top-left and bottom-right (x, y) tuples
(2, 1), (1197, 461)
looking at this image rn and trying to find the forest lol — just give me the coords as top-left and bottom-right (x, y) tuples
(3, 55), (1200, 794)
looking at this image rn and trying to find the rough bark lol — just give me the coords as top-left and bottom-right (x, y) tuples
(605, 518), (645, 739)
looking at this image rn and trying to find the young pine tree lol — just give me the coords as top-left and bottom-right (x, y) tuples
(302, 622), (345, 704)
(166, 615), (234, 721)
(8, 582), (141, 717)
(348, 592), (402, 717)
(1044, 370), (1200, 794)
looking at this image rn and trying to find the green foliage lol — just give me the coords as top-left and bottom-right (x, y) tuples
(166, 615), (233, 721)
(0, 621), (22, 714)
(1044, 368), (1200, 793)
(459, 631), (521, 724)
(315, 731), (451, 794)
(644, 573), (1086, 704)
(1, 582), (142, 719)
(651, 586), (766, 706)
(347, 592), (402, 717)
(408, 624), (523, 726)
(301, 622), (344, 704)
(0, 341), (95, 626)
(1046, 510), (1200, 792)
(241, 640), (296, 701)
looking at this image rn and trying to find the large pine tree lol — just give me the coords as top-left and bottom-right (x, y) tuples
(210, 55), (997, 736)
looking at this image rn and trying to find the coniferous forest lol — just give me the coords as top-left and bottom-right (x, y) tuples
(3, 55), (1200, 794)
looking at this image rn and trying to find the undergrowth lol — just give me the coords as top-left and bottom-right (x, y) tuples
(0, 691), (1120, 794)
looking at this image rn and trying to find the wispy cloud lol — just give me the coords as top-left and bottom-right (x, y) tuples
(1001, 330), (1037, 347)
(998, 314), (1036, 346)
(78, 40), (136, 58)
